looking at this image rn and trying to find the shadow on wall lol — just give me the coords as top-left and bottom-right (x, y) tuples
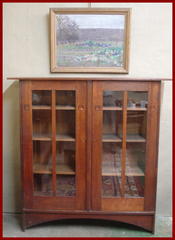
(3, 81), (21, 213)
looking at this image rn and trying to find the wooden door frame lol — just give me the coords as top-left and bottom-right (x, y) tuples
(144, 82), (161, 211)
(21, 80), (87, 211)
(91, 81), (160, 212)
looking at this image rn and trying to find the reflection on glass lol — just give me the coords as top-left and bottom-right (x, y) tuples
(125, 176), (144, 198)
(103, 91), (123, 107)
(56, 142), (75, 175)
(56, 176), (76, 196)
(32, 110), (52, 139)
(56, 110), (75, 140)
(34, 175), (52, 196)
(56, 142), (76, 196)
(33, 141), (52, 196)
(32, 90), (52, 196)
(102, 91), (123, 198)
(126, 111), (147, 142)
(56, 91), (75, 107)
(128, 92), (148, 109)
(102, 143), (122, 197)
(126, 143), (145, 176)
(32, 90), (51, 106)
(33, 141), (52, 173)
(103, 111), (123, 141)
(102, 176), (122, 197)
(56, 90), (76, 197)
(125, 92), (147, 198)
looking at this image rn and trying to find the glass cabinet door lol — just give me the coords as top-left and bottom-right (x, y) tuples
(30, 82), (86, 210)
(92, 82), (151, 211)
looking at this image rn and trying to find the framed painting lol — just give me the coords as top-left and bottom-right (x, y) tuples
(50, 8), (131, 73)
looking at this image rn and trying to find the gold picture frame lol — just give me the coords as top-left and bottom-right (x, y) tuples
(50, 8), (131, 73)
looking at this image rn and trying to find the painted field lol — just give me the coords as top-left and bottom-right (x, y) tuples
(57, 40), (124, 67)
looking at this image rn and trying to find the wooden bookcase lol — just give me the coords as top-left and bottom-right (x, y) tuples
(12, 78), (161, 232)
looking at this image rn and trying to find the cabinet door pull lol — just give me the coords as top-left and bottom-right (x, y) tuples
(24, 104), (30, 111)
(78, 105), (85, 111)
(95, 105), (102, 111)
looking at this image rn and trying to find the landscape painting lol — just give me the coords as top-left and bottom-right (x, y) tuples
(50, 9), (130, 72)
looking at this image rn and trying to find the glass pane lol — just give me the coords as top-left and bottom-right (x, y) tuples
(56, 90), (75, 107)
(128, 91), (148, 109)
(32, 90), (51, 106)
(56, 110), (75, 140)
(33, 141), (52, 196)
(32, 90), (52, 196)
(56, 142), (76, 196)
(56, 90), (76, 196)
(103, 91), (123, 107)
(127, 92), (148, 141)
(125, 143), (145, 197)
(103, 111), (123, 141)
(32, 110), (52, 139)
(126, 111), (147, 141)
(102, 91), (123, 198)
(125, 91), (148, 197)
(102, 142), (122, 197)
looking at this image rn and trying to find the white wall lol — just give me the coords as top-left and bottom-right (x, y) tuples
(3, 3), (172, 216)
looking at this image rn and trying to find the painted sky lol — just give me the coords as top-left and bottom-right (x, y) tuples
(58, 14), (125, 29)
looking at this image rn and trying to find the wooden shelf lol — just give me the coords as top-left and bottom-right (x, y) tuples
(102, 134), (146, 143)
(102, 106), (147, 111)
(102, 134), (122, 142)
(127, 107), (147, 111)
(33, 163), (75, 175)
(103, 107), (122, 111)
(102, 150), (145, 176)
(32, 105), (75, 110)
(56, 134), (75, 142)
(32, 134), (76, 142)
(56, 164), (75, 175)
(32, 105), (51, 110)
(32, 134), (52, 141)
(33, 164), (52, 174)
(56, 105), (75, 110)
(102, 165), (144, 177)
(126, 135), (146, 142)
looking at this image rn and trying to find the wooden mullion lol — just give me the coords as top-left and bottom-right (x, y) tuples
(121, 91), (128, 197)
(86, 81), (92, 210)
(75, 81), (86, 210)
(51, 90), (57, 196)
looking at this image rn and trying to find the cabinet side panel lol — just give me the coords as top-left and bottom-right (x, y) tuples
(20, 81), (33, 209)
(144, 82), (161, 211)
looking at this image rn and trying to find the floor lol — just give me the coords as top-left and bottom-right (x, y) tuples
(3, 213), (172, 238)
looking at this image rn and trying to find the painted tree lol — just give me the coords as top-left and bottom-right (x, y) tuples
(57, 15), (79, 43)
